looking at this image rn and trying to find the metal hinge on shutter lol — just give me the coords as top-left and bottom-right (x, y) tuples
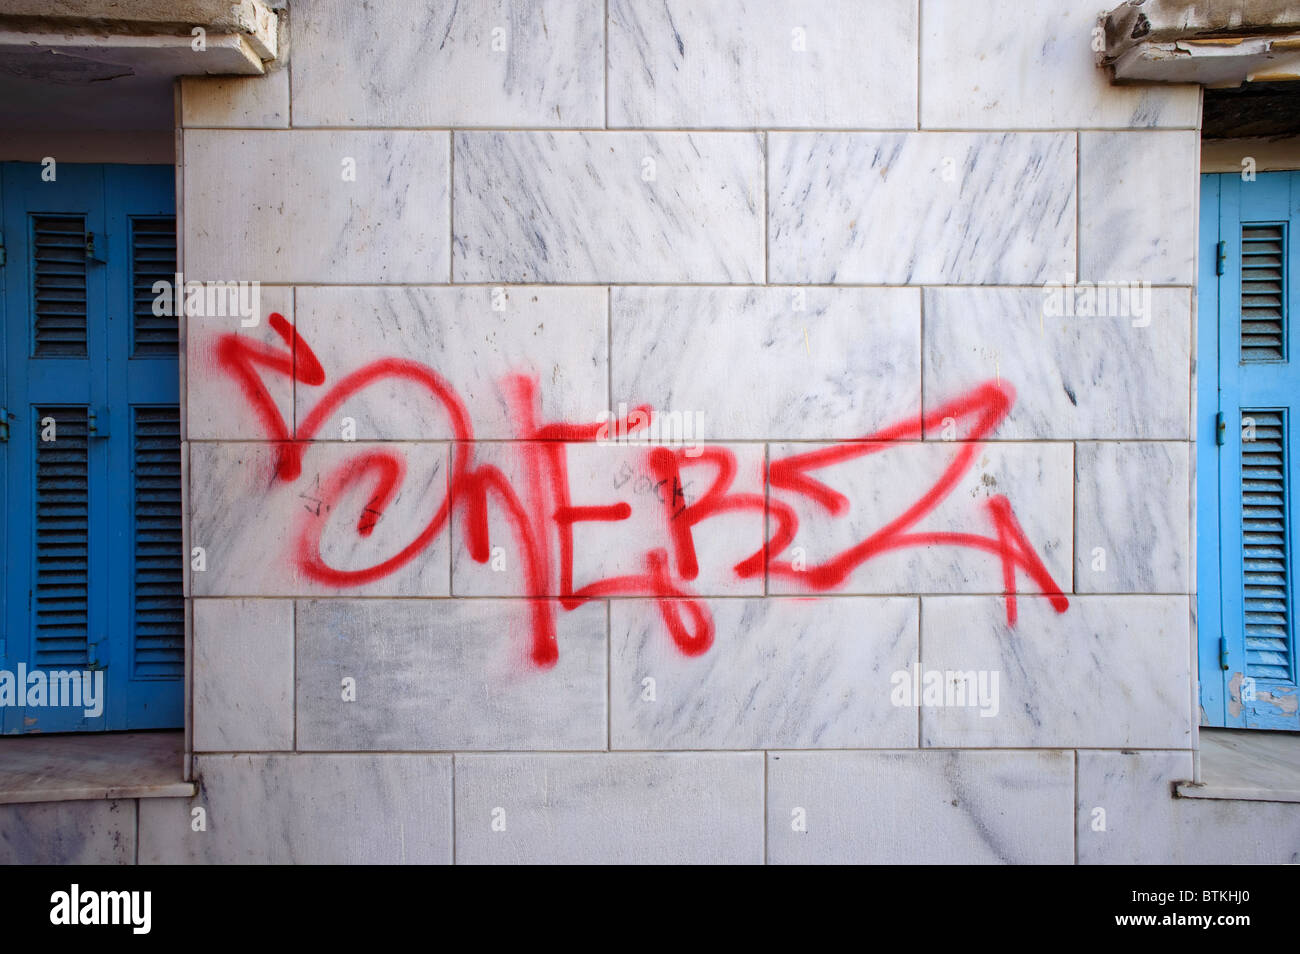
(0, 408), (8, 442)
(0, 228), (6, 266)
(84, 231), (108, 264)
(87, 407), (110, 439)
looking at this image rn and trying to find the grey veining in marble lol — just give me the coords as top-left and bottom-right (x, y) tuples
(0, 800), (135, 864)
(183, 130), (450, 283)
(1079, 131), (1199, 284)
(612, 286), (920, 440)
(923, 287), (1192, 440)
(1077, 750), (1300, 864)
(295, 599), (607, 750)
(289, 0), (603, 127)
(921, 596), (1193, 748)
(138, 755), (453, 864)
(453, 131), (764, 282)
(189, 442), (451, 596)
(454, 753), (764, 864)
(767, 750), (1074, 864)
(611, 597), (917, 749)
(294, 286), (607, 440)
(1075, 442), (1190, 594)
(608, 0), (917, 128)
(193, 599), (294, 752)
(921, 0), (1200, 129)
(769, 132), (1076, 284)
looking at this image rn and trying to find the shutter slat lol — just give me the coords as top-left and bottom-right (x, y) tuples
(133, 407), (183, 678)
(1241, 409), (1294, 682)
(131, 217), (177, 357)
(32, 216), (88, 356)
(34, 407), (89, 667)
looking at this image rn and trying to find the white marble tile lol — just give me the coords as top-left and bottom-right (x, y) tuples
(611, 597), (918, 749)
(289, 0), (603, 127)
(769, 132), (1075, 284)
(767, 750), (1074, 864)
(1075, 442), (1190, 594)
(920, 0), (1199, 129)
(186, 286), (293, 441)
(183, 130), (449, 283)
(608, 0), (916, 128)
(1078, 750), (1300, 864)
(181, 69), (289, 127)
(0, 800), (135, 864)
(920, 596), (1193, 748)
(293, 286), (607, 441)
(138, 755), (453, 863)
(453, 131), (764, 283)
(193, 599), (294, 752)
(1079, 131), (1199, 284)
(295, 599), (606, 750)
(451, 441), (767, 597)
(923, 287), (1192, 440)
(767, 442), (1073, 596)
(611, 287), (920, 440)
(454, 753), (763, 864)
(189, 442), (450, 597)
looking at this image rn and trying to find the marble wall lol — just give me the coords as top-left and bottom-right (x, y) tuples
(151, 0), (1236, 864)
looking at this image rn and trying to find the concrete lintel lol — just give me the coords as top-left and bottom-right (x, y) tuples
(0, 29), (266, 77)
(1112, 32), (1300, 86)
(1102, 0), (1300, 85)
(0, 0), (278, 66)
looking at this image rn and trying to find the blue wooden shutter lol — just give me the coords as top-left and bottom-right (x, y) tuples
(131, 406), (184, 679)
(1, 163), (181, 733)
(1200, 171), (1300, 730)
(1239, 409), (1291, 683)
(33, 406), (91, 669)
(32, 215), (88, 356)
(105, 167), (182, 729)
(1240, 223), (1286, 361)
(130, 216), (177, 356)
(2, 164), (105, 733)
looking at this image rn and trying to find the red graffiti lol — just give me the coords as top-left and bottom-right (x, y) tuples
(213, 314), (1068, 667)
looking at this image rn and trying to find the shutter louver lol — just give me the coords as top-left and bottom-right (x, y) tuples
(132, 407), (184, 678)
(32, 215), (88, 356)
(34, 407), (90, 667)
(131, 217), (177, 356)
(1241, 409), (1293, 681)
(1241, 223), (1287, 362)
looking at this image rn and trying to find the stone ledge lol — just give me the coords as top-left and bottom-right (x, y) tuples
(0, 730), (194, 805)
(1176, 727), (1300, 803)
